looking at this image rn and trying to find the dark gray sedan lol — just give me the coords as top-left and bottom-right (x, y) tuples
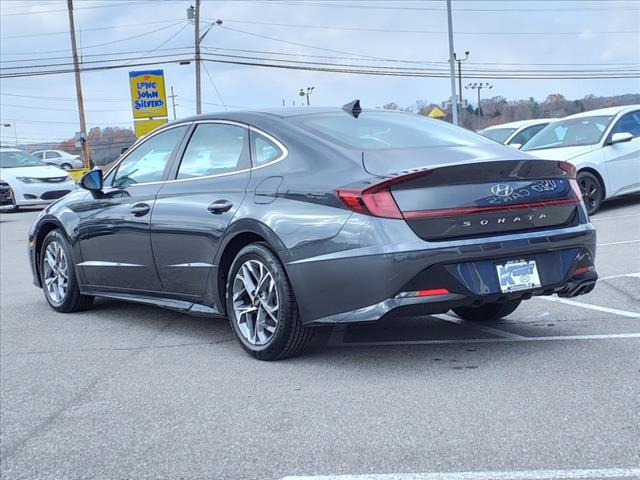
(28, 105), (597, 360)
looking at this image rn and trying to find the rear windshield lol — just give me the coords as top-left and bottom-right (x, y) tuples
(297, 112), (494, 150)
(478, 127), (516, 143)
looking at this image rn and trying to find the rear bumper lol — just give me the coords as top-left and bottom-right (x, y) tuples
(285, 213), (597, 325)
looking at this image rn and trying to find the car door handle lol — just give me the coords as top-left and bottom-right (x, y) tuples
(130, 203), (151, 216)
(208, 200), (233, 214)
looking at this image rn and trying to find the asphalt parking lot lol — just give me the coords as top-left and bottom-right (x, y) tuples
(1, 197), (639, 480)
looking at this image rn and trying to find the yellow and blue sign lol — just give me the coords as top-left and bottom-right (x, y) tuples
(129, 70), (168, 119)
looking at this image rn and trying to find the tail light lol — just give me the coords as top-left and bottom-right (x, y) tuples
(335, 170), (430, 219)
(559, 161), (582, 201)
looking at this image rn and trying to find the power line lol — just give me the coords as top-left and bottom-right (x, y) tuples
(220, 18), (639, 36)
(201, 61), (227, 110)
(243, 0), (640, 12)
(0, 1), (148, 17)
(1, 20), (186, 56)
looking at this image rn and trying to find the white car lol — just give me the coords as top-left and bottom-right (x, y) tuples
(522, 105), (640, 214)
(0, 148), (76, 211)
(31, 149), (83, 170)
(479, 118), (556, 148)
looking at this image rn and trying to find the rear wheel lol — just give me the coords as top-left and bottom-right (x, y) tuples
(577, 170), (603, 215)
(61, 163), (72, 170)
(452, 299), (521, 322)
(40, 229), (94, 312)
(226, 242), (313, 360)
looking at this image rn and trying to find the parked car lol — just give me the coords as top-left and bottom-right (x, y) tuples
(0, 180), (13, 210)
(28, 106), (597, 360)
(31, 149), (83, 170)
(0, 147), (76, 211)
(478, 118), (556, 148)
(522, 105), (640, 214)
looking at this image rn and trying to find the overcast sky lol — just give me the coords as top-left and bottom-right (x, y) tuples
(1, 0), (639, 144)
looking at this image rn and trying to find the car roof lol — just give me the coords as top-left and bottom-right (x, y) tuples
(563, 104), (640, 119)
(482, 118), (556, 131)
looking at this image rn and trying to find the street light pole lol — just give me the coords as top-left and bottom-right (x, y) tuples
(465, 82), (493, 129)
(1, 123), (17, 146)
(454, 51), (470, 109)
(194, 0), (202, 115)
(446, 0), (458, 125)
(299, 87), (315, 106)
(169, 86), (178, 120)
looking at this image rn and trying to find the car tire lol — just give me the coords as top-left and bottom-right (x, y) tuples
(452, 299), (521, 322)
(61, 163), (72, 170)
(226, 242), (313, 360)
(577, 170), (604, 215)
(40, 229), (94, 313)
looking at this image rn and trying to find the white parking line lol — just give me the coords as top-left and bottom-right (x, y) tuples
(282, 467), (640, 479)
(591, 212), (640, 221)
(329, 332), (640, 347)
(600, 272), (640, 280)
(537, 296), (640, 318)
(434, 313), (526, 339)
(597, 239), (640, 246)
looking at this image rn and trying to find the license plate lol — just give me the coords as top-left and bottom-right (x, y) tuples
(496, 259), (541, 293)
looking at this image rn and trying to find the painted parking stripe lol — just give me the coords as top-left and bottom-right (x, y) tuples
(537, 296), (640, 318)
(600, 272), (640, 280)
(597, 239), (640, 246)
(591, 212), (640, 221)
(329, 332), (640, 347)
(282, 467), (640, 479)
(434, 313), (526, 339)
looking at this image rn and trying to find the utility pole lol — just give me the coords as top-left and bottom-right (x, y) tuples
(194, 0), (202, 115)
(299, 87), (315, 106)
(465, 82), (493, 129)
(67, 0), (90, 168)
(446, 0), (458, 125)
(454, 51), (470, 109)
(169, 86), (178, 120)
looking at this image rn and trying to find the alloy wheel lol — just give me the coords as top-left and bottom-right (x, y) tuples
(578, 175), (600, 211)
(232, 259), (279, 346)
(43, 241), (68, 303)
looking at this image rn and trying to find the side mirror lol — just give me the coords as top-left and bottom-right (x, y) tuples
(509, 143), (523, 149)
(608, 132), (633, 145)
(79, 169), (103, 192)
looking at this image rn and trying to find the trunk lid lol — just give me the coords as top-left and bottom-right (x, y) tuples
(361, 149), (580, 241)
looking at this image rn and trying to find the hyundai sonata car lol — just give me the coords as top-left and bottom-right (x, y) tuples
(522, 105), (640, 214)
(1, 147), (76, 211)
(28, 105), (598, 360)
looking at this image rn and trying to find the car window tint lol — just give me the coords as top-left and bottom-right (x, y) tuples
(252, 132), (283, 165)
(611, 111), (640, 137)
(177, 123), (249, 179)
(479, 128), (516, 143)
(47, 151), (61, 158)
(299, 111), (494, 150)
(509, 124), (546, 145)
(112, 126), (186, 186)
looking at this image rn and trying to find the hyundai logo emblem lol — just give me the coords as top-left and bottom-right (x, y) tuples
(490, 184), (514, 197)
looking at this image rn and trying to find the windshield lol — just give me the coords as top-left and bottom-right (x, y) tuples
(522, 115), (614, 151)
(297, 111), (494, 150)
(478, 127), (516, 143)
(0, 150), (47, 168)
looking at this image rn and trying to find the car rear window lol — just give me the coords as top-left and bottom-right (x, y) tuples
(297, 112), (493, 150)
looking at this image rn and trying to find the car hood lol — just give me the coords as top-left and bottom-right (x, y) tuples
(0, 164), (69, 179)
(523, 145), (597, 161)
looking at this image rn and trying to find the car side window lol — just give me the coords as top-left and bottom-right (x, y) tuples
(611, 111), (640, 137)
(176, 123), (249, 179)
(47, 151), (61, 159)
(33, 152), (44, 159)
(509, 124), (546, 146)
(252, 132), (283, 166)
(112, 126), (187, 187)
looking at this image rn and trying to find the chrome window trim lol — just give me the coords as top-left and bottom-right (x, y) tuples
(102, 119), (289, 187)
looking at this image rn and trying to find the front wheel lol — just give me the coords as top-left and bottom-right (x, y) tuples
(452, 299), (521, 322)
(40, 229), (94, 312)
(577, 170), (604, 215)
(226, 242), (313, 360)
